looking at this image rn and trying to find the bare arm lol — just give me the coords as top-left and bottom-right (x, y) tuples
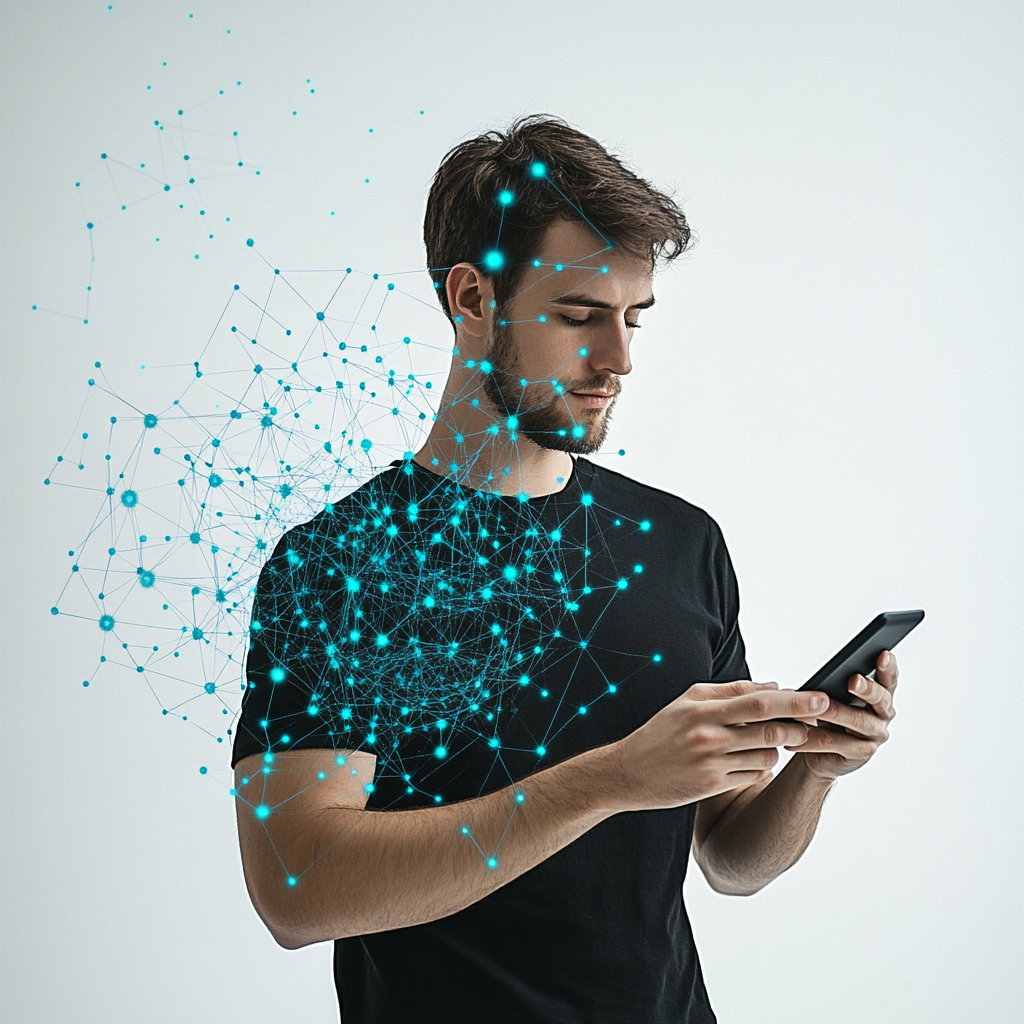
(693, 651), (899, 895)
(235, 680), (822, 948)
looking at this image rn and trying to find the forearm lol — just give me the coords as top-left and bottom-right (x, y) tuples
(241, 745), (617, 947)
(695, 754), (834, 896)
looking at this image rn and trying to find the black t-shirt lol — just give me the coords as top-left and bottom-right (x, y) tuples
(233, 455), (748, 1024)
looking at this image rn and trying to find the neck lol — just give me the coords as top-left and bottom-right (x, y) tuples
(413, 365), (574, 499)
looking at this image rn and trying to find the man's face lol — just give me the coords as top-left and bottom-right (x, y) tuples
(480, 218), (655, 455)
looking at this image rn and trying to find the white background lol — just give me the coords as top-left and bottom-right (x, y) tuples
(2, 2), (1021, 1022)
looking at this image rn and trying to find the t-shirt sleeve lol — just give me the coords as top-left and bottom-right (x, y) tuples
(230, 523), (338, 768)
(706, 515), (750, 682)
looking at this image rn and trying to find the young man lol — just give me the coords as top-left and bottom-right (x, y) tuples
(232, 116), (898, 1023)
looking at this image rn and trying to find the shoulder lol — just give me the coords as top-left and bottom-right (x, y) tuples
(264, 466), (404, 561)
(578, 457), (719, 536)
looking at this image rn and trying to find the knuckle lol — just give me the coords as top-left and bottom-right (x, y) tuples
(750, 695), (771, 720)
(762, 747), (779, 768)
(763, 723), (779, 746)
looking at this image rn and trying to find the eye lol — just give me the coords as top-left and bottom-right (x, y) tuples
(561, 314), (589, 327)
(625, 322), (641, 330)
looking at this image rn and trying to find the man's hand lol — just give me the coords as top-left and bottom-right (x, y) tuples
(605, 680), (826, 813)
(784, 650), (898, 781)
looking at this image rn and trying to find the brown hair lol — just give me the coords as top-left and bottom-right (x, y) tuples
(423, 115), (692, 323)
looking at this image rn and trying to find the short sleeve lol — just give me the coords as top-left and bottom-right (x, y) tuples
(707, 515), (750, 682)
(230, 519), (337, 768)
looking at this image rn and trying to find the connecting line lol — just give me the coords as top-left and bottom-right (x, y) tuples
(459, 788), (524, 869)
(540, 175), (614, 249)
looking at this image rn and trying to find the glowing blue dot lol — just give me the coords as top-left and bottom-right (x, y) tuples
(536, 745), (546, 756)
(269, 667), (286, 683)
(209, 473), (222, 487)
(199, 766), (207, 775)
(653, 654), (662, 663)
(192, 627), (204, 640)
(316, 311), (325, 320)
(143, 412), (158, 428)
(255, 805), (270, 819)
(204, 682), (216, 694)
(98, 614), (115, 632)
(640, 520), (651, 531)
(287, 877), (297, 886)
(578, 706), (587, 715)
(139, 570), (155, 588)
(581, 493), (593, 506)
(189, 532), (201, 544)
(572, 425), (585, 439)
(487, 857), (499, 869)
(435, 746), (447, 759)
(498, 189), (514, 205)
(375, 633), (389, 647)
(483, 250), (504, 271)
(120, 489), (138, 508)
(530, 162), (546, 177)
(516, 792), (525, 803)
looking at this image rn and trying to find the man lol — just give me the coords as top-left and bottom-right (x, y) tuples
(232, 116), (898, 1023)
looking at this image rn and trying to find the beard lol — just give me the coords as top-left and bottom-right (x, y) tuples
(481, 320), (620, 455)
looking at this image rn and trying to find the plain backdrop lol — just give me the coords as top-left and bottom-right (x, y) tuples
(2, 2), (1021, 1022)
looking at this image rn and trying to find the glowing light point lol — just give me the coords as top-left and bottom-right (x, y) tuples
(435, 745), (447, 759)
(121, 489), (139, 508)
(255, 805), (270, 819)
(535, 745), (546, 756)
(192, 627), (204, 640)
(483, 250), (505, 271)
(269, 667), (286, 683)
(572, 425), (586, 439)
(506, 415), (518, 430)
(138, 570), (156, 588)
(98, 614), (115, 632)
(287, 877), (297, 886)
(480, 360), (492, 374)
(143, 413), (158, 428)
(516, 792), (525, 803)
(487, 857), (499, 869)
(498, 189), (514, 205)
(316, 311), (325, 321)
(640, 520), (651, 531)
(530, 161), (546, 178)
(581, 493), (593, 506)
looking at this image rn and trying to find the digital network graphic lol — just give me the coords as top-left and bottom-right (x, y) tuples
(42, 28), (654, 878)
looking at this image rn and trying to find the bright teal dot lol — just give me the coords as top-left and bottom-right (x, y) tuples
(98, 614), (115, 632)
(503, 565), (518, 580)
(487, 857), (499, 868)
(139, 570), (155, 588)
(269, 667), (286, 683)
(634, 564), (643, 573)
(121, 489), (138, 508)
(578, 706), (587, 715)
(50, 607), (59, 615)
(483, 250), (504, 271)
(653, 653), (662, 663)
(143, 412), (158, 428)
(572, 425), (585, 439)
(199, 766), (207, 774)
(640, 520), (651, 531)
(601, 266), (609, 273)
(617, 578), (628, 589)
(555, 263), (564, 272)
(581, 493), (593, 506)
(192, 627), (204, 640)
(535, 745), (546, 756)
(578, 347), (588, 356)
(375, 633), (389, 647)
(498, 189), (514, 205)
(208, 473), (222, 487)
(435, 746), (447, 758)
(530, 161), (546, 177)
(204, 682), (216, 694)
(516, 792), (525, 803)
(189, 532), (200, 544)
(255, 805), (270, 819)
(287, 877), (297, 886)
(507, 415), (518, 430)
(317, 311), (325, 320)
(538, 315), (547, 323)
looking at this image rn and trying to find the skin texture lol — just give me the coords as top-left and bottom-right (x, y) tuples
(234, 218), (900, 945)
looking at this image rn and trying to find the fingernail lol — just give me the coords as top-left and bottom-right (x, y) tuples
(811, 694), (828, 710)
(853, 676), (867, 693)
(882, 652), (891, 667)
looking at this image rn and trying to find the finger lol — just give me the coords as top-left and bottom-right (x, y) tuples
(724, 747), (782, 772)
(785, 727), (878, 760)
(846, 674), (894, 718)
(875, 650), (899, 693)
(719, 688), (829, 725)
(687, 680), (778, 702)
(725, 721), (810, 752)
(816, 699), (889, 741)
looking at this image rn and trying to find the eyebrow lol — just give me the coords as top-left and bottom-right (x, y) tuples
(550, 293), (656, 311)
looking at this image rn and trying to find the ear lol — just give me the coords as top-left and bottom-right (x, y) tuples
(445, 263), (494, 340)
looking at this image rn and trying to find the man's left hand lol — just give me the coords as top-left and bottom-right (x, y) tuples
(784, 650), (898, 781)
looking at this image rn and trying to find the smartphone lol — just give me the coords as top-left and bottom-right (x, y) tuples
(798, 610), (925, 705)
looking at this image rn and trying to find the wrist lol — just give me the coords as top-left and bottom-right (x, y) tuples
(788, 752), (840, 792)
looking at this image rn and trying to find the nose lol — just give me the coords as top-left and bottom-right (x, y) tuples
(585, 317), (633, 378)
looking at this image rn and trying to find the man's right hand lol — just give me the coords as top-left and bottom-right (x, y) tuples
(603, 681), (827, 812)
